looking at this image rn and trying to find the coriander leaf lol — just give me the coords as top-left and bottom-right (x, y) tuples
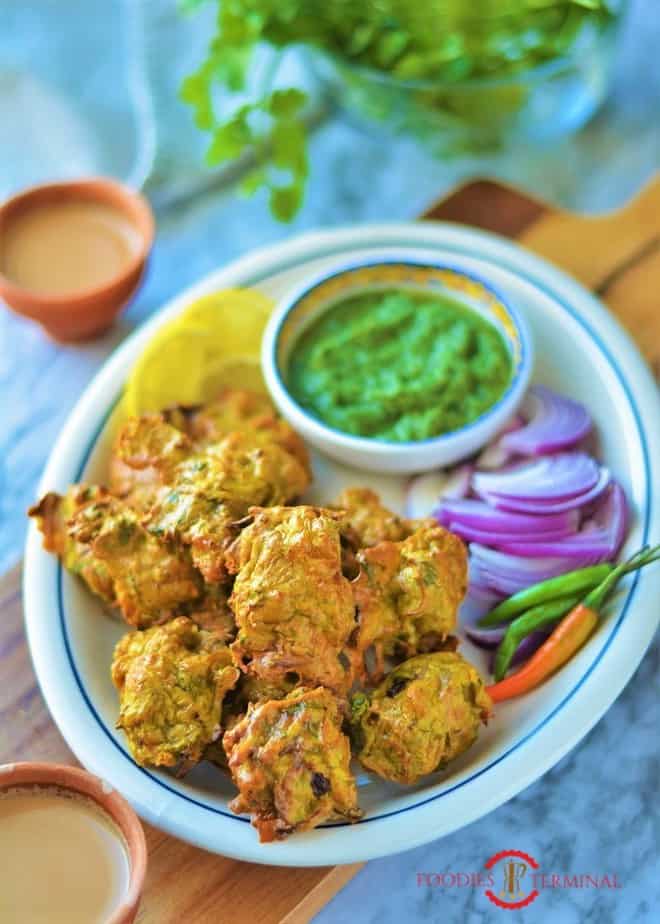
(271, 184), (303, 222)
(180, 0), (617, 221)
(267, 88), (307, 118)
(206, 108), (252, 163)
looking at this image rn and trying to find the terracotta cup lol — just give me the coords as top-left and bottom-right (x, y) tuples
(0, 178), (154, 342)
(0, 762), (147, 924)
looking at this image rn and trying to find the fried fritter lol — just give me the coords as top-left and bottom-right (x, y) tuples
(65, 487), (201, 628)
(145, 456), (242, 584)
(350, 523), (467, 681)
(204, 670), (296, 771)
(333, 488), (436, 580)
(110, 390), (310, 509)
(109, 413), (193, 512)
(108, 456), (163, 514)
(205, 671), (298, 771)
(335, 488), (411, 548)
(226, 506), (355, 692)
(148, 431), (310, 582)
(351, 652), (491, 784)
(234, 673), (298, 706)
(187, 388), (310, 472)
(114, 412), (192, 479)
(112, 616), (239, 772)
(349, 541), (401, 681)
(28, 486), (116, 605)
(223, 686), (362, 841)
(183, 583), (236, 641)
(391, 524), (467, 651)
(30, 485), (201, 627)
(113, 414), (310, 583)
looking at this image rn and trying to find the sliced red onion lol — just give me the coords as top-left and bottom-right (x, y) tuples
(473, 452), (600, 501)
(583, 481), (628, 557)
(461, 584), (504, 648)
(475, 441), (513, 471)
(500, 385), (592, 456)
(406, 464), (471, 519)
(465, 623), (506, 649)
(448, 522), (579, 546)
(469, 544), (595, 595)
(478, 465), (611, 514)
(491, 534), (614, 563)
(442, 464), (473, 500)
(468, 559), (531, 598)
(437, 499), (579, 535)
(475, 415), (524, 470)
(475, 481), (626, 564)
(460, 582), (502, 621)
(501, 414), (525, 436)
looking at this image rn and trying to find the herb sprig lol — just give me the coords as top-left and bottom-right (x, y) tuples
(181, 1), (617, 221)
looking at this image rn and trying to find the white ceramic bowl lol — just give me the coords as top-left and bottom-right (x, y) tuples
(262, 252), (534, 473)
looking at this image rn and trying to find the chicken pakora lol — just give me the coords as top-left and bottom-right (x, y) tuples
(350, 651), (491, 784)
(335, 487), (411, 549)
(114, 415), (310, 582)
(112, 616), (239, 772)
(349, 522), (467, 681)
(187, 388), (310, 471)
(223, 686), (362, 841)
(30, 485), (201, 628)
(182, 582), (236, 640)
(29, 382), (493, 845)
(226, 506), (356, 692)
(110, 389), (310, 510)
(28, 486), (116, 606)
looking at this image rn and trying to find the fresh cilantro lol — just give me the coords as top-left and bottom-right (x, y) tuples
(181, 1), (616, 221)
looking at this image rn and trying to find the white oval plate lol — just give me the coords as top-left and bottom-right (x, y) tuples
(24, 223), (660, 866)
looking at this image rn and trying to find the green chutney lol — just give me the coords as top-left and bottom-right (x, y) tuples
(287, 288), (512, 442)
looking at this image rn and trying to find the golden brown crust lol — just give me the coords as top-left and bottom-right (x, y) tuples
(223, 686), (361, 841)
(183, 583), (236, 641)
(187, 388), (310, 474)
(351, 652), (491, 784)
(29, 487), (117, 607)
(65, 487), (201, 628)
(348, 523), (467, 683)
(28, 390), (494, 844)
(335, 487), (411, 548)
(112, 405), (311, 584)
(227, 506), (355, 692)
(112, 617), (239, 772)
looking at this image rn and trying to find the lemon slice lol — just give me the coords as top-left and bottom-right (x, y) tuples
(123, 288), (274, 416)
(173, 288), (273, 354)
(202, 356), (266, 396)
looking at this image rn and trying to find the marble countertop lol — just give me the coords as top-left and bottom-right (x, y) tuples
(1, 0), (658, 920)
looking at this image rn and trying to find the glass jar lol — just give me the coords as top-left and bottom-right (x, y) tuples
(310, 1), (627, 154)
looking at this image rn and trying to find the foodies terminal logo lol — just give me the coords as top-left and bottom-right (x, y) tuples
(484, 850), (540, 909)
(417, 849), (622, 909)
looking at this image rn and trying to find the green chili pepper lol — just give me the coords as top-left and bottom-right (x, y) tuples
(493, 593), (583, 682)
(479, 563), (612, 627)
(487, 544), (660, 702)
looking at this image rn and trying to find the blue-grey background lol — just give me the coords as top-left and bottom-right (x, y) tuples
(1, 1), (658, 921)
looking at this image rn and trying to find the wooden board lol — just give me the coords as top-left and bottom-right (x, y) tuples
(2, 176), (658, 922)
(424, 176), (660, 378)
